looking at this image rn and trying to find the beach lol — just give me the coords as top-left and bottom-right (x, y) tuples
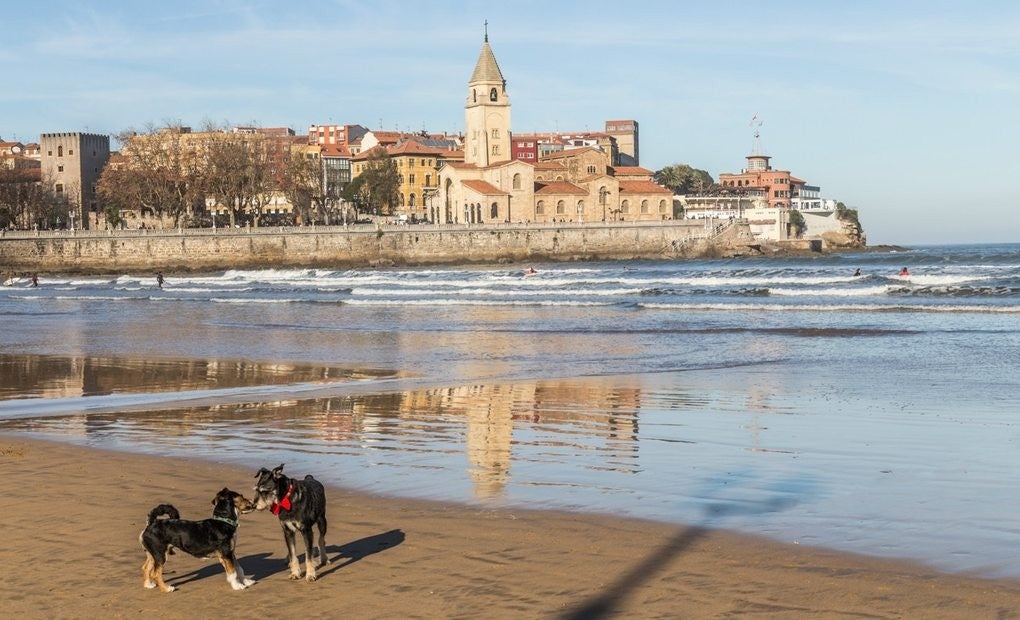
(4, 435), (1020, 619)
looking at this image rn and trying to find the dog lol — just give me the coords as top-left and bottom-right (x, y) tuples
(253, 464), (329, 581)
(139, 488), (256, 592)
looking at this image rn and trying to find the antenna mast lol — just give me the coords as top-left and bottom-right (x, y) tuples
(750, 113), (763, 155)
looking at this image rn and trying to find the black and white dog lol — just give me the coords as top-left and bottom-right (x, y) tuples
(139, 488), (256, 592)
(253, 464), (329, 581)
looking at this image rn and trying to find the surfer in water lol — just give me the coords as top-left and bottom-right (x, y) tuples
(899, 267), (910, 277)
(524, 266), (537, 276)
(853, 268), (861, 277)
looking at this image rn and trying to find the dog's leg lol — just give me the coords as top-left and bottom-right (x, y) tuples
(141, 552), (157, 589)
(216, 552), (247, 590)
(283, 526), (302, 580)
(316, 515), (329, 567)
(234, 559), (256, 587)
(152, 557), (175, 593)
(301, 527), (317, 582)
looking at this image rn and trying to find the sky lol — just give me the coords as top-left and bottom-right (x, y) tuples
(3, 0), (1019, 245)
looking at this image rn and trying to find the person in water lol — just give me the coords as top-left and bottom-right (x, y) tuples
(853, 268), (861, 277)
(156, 272), (165, 288)
(525, 266), (537, 275)
(31, 273), (38, 287)
(899, 267), (910, 277)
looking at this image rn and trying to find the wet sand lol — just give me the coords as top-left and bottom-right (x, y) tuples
(3, 437), (1020, 618)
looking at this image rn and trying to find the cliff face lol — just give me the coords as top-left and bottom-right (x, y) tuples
(821, 217), (867, 249)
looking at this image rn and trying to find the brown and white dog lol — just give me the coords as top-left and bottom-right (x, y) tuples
(139, 488), (256, 592)
(252, 464), (329, 581)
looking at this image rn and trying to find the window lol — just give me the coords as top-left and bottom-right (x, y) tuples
(556, 200), (565, 214)
(47, 150), (52, 156)
(55, 183), (64, 193)
(491, 129), (499, 138)
(659, 200), (668, 213)
(621, 200), (630, 213)
(58, 146), (63, 157)
(641, 200), (649, 213)
(409, 194), (416, 206)
(587, 165), (596, 174)
(409, 174), (415, 184)
(58, 165), (64, 172)
(489, 87), (498, 101)
(512, 173), (521, 190)
(490, 202), (498, 219)
(69, 149), (73, 155)
(491, 145), (499, 156)
(425, 174), (431, 186)
(536, 200), (545, 215)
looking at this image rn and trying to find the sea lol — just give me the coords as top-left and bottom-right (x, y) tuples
(1, 243), (1019, 577)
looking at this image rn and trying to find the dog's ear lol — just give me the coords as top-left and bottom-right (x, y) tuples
(213, 487), (230, 505)
(272, 464), (285, 479)
(254, 467), (269, 479)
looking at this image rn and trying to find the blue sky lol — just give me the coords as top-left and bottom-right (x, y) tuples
(3, 1), (1019, 245)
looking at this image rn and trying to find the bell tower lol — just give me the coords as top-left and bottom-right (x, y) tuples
(465, 23), (511, 167)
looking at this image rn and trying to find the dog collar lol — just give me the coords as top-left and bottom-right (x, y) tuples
(211, 515), (238, 528)
(271, 484), (294, 515)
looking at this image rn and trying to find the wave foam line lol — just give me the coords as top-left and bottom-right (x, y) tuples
(639, 302), (1020, 313)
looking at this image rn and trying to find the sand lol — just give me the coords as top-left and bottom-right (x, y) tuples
(2, 436), (1019, 619)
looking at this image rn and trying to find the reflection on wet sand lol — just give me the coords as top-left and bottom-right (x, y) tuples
(1, 377), (646, 501)
(0, 353), (399, 401)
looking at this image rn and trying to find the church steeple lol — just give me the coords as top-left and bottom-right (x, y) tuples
(465, 27), (511, 167)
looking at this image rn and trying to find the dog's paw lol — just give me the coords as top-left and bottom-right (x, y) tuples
(289, 573), (302, 580)
(243, 577), (256, 587)
(305, 573), (317, 583)
(231, 581), (248, 591)
(164, 585), (176, 593)
(144, 581), (157, 589)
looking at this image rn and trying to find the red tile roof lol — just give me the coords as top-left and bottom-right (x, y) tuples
(609, 166), (653, 177)
(534, 181), (587, 195)
(618, 180), (672, 195)
(462, 180), (508, 196)
(320, 144), (352, 157)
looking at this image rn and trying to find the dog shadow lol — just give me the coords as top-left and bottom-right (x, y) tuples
(168, 529), (405, 587)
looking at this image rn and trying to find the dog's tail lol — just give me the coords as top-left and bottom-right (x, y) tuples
(146, 504), (180, 527)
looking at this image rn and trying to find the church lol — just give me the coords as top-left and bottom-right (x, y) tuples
(432, 34), (673, 225)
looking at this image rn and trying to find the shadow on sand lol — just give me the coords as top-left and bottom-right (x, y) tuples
(169, 528), (405, 588)
(560, 473), (808, 620)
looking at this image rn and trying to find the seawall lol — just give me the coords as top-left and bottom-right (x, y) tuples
(0, 220), (756, 275)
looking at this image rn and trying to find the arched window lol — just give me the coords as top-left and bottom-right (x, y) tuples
(658, 199), (667, 213)
(409, 193), (416, 207)
(536, 200), (545, 215)
(491, 145), (499, 156)
(556, 200), (565, 214)
(621, 200), (630, 213)
(57, 145), (63, 157)
(490, 202), (499, 219)
(473, 89), (477, 102)
(512, 173), (521, 190)
(400, 194), (406, 206)
(489, 87), (498, 101)
(640, 200), (649, 214)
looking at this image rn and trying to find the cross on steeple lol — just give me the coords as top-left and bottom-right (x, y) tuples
(484, 20), (488, 42)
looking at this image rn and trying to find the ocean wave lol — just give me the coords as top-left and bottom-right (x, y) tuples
(638, 302), (1020, 313)
(348, 287), (643, 297)
(343, 299), (612, 307)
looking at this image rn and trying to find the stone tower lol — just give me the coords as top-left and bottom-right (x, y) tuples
(464, 30), (511, 167)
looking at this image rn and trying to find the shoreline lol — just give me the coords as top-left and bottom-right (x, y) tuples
(3, 434), (1018, 618)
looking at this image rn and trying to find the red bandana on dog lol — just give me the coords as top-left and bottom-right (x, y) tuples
(271, 484), (294, 515)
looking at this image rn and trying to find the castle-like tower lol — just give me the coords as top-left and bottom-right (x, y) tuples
(464, 31), (511, 167)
